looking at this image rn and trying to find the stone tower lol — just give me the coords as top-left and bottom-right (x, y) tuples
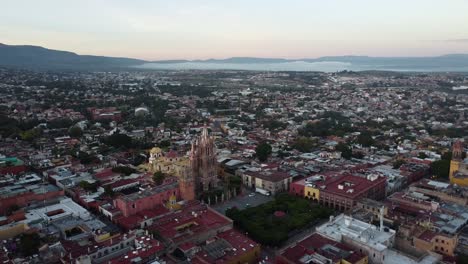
(452, 141), (463, 161)
(190, 127), (218, 193)
(449, 141), (463, 184)
(179, 167), (196, 201)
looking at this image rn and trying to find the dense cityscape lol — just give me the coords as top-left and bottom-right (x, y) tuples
(0, 67), (466, 264)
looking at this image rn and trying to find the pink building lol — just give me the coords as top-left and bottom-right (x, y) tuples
(114, 180), (179, 217)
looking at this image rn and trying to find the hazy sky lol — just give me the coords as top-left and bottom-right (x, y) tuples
(2, 0), (468, 60)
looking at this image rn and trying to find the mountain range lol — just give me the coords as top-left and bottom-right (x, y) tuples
(1, 43), (468, 71)
(0, 43), (145, 70)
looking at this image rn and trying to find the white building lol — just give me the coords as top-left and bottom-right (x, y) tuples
(316, 214), (395, 264)
(316, 214), (439, 264)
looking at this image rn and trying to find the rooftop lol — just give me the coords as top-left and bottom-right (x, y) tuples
(323, 174), (386, 199)
(278, 233), (366, 264)
(316, 214), (395, 252)
(193, 229), (260, 264)
(244, 170), (291, 182)
(120, 180), (178, 203)
(149, 201), (232, 245)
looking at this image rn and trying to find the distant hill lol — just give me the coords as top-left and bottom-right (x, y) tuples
(152, 54), (468, 69)
(1, 43), (468, 71)
(0, 43), (147, 70)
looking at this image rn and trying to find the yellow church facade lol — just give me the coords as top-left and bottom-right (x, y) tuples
(449, 141), (468, 187)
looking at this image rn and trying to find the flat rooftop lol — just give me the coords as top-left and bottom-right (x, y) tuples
(0, 183), (60, 199)
(121, 180), (178, 203)
(316, 214), (395, 252)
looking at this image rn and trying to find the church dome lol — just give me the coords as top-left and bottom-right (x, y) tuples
(150, 147), (162, 154)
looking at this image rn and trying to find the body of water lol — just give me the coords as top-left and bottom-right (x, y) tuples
(135, 61), (468, 72)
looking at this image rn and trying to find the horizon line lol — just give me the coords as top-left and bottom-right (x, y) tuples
(2, 42), (468, 62)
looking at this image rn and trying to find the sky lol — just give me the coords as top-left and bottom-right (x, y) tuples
(1, 0), (468, 60)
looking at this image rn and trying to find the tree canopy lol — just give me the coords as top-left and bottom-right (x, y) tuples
(153, 171), (165, 185)
(255, 142), (272, 162)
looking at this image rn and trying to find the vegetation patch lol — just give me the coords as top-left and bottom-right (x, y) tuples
(226, 193), (332, 246)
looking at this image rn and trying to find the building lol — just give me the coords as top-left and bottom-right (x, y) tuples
(289, 173), (329, 201)
(113, 179), (179, 217)
(413, 230), (458, 257)
(190, 229), (261, 264)
(148, 200), (233, 249)
(276, 233), (368, 264)
(316, 214), (396, 264)
(88, 107), (122, 122)
(107, 233), (165, 264)
(399, 162), (430, 185)
(387, 191), (439, 212)
(241, 169), (293, 195)
(409, 179), (468, 206)
(449, 141), (468, 186)
(320, 174), (386, 211)
(0, 157), (27, 175)
(0, 183), (64, 215)
(147, 148), (195, 201)
(60, 230), (163, 264)
(190, 127), (218, 193)
(290, 173), (386, 211)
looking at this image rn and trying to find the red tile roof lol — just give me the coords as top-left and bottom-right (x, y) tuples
(108, 236), (164, 264)
(323, 174), (386, 199)
(417, 230), (437, 242)
(148, 201), (232, 245)
(278, 233), (366, 264)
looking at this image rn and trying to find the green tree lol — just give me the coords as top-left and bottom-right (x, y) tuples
(69, 126), (83, 138)
(293, 137), (316, 153)
(393, 159), (406, 169)
(431, 160), (450, 179)
(112, 166), (137, 176)
(153, 171), (165, 185)
(418, 152), (428, 159)
(77, 151), (97, 164)
(105, 132), (133, 148)
(19, 233), (41, 256)
(255, 142), (272, 162)
(104, 185), (115, 197)
(6, 204), (20, 215)
(79, 181), (98, 192)
(20, 128), (42, 141)
(356, 131), (375, 147)
(336, 143), (352, 160)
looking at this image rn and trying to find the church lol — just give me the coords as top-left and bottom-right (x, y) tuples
(146, 127), (218, 200)
(449, 141), (468, 187)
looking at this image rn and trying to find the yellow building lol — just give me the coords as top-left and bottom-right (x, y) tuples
(147, 147), (191, 178)
(144, 147), (196, 201)
(304, 184), (320, 201)
(0, 222), (29, 240)
(449, 141), (468, 187)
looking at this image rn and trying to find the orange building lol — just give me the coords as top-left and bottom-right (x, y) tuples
(413, 230), (458, 257)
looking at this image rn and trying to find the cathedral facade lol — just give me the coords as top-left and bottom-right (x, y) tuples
(146, 127), (218, 200)
(449, 141), (468, 187)
(190, 127), (218, 193)
(148, 147), (195, 201)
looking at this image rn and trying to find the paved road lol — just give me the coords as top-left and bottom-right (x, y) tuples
(213, 188), (274, 214)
